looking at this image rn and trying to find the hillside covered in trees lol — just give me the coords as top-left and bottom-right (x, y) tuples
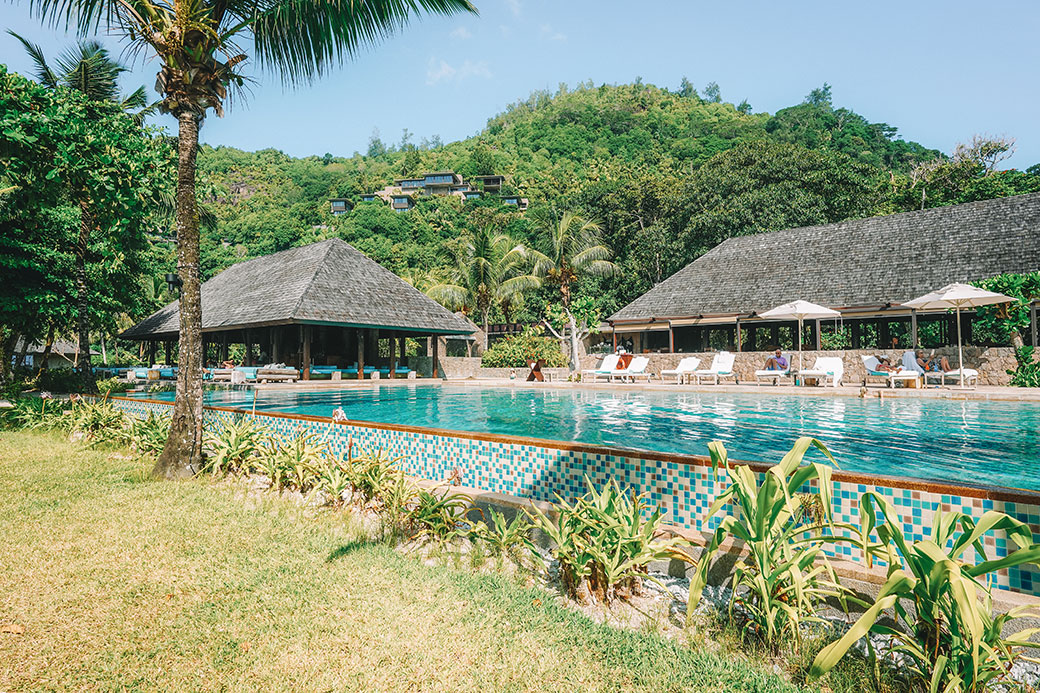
(190, 79), (1040, 324)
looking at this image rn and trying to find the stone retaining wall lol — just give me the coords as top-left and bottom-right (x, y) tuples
(439, 356), (569, 382)
(579, 347), (1019, 386)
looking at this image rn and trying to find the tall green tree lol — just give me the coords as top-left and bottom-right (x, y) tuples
(527, 211), (616, 368)
(9, 31), (159, 389)
(29, 0), (478, 478)
(426, 226), (539, 337)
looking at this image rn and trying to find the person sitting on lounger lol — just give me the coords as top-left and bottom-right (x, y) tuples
(873, 356), (903, 373)
(916, 352), (951, 373)
(221, 359), (238, 369)
(526, 358), (545, 382)
(763, 349), (788, 371)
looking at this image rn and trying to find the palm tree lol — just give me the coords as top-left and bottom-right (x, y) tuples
(10, 31), (159, 393)
(29, 0), (478, 479)
(427, 226), (540, 338)
(527, 211), (617, 369)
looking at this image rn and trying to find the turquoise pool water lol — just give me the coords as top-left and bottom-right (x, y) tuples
(135, 385), (1040, 492)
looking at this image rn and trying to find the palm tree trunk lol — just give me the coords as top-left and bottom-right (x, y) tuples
(0, 329), (17, 391)
(76, 200), (97, 393)
(153, 111), (204, 479)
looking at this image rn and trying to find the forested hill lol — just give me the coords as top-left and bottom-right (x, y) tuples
(197, 80), (1040, 321)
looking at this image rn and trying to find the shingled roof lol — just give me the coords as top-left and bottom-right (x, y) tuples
(122, 239), (475, 339)
(610, 193), (1040, 323)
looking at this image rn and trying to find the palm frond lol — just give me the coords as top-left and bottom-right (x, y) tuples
(426, 283), (469, 312)
(250, 0), (478, 84)
(7, 30), (59, 88)
(571, 244), (614, 269)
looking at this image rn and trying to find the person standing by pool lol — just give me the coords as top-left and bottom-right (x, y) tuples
(763, 349), (788, 371)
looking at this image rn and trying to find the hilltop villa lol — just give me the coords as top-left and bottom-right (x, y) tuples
(331, 170), (527, 214)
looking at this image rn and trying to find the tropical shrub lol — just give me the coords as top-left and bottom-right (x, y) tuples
(201, 416), (269, 476)
(407, 487), (475, 543)
(35, 368), (85, 394)
(1009, 346), (1040, 388)
(127, 411), (170, 458)
(480, 329), (568, 369)
(686, 438), (847, 649)
(473, 507), (542, 567)
(351, 450), (405, 504)
(69, 399), (128, 444)
(262, 430), (326, 491)
(314, 454), (354, 506)
(0, 397), (72, 431)
(810, 495), (1040, 691)
(530, 476), (683, 603)
(96, 377), (130, 396)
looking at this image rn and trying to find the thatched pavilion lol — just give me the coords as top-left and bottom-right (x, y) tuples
(121, 238), (474, 379)
(607, 193), (1040, 353)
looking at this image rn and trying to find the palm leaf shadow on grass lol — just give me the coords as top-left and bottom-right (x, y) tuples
(326, 540), (372, 562)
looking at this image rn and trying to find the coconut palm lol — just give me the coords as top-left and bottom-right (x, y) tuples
(10, 31), (159, 393)
(526, 211), (617, 368)
(28, 0), (478, 479)
(426, 226), (539, 337)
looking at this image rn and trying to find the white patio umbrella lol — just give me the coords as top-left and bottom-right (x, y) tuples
(758, 300), (841, 375)
(902, 283), (1014, 387)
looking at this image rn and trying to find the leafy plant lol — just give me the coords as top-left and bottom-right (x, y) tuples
(265, 430), (326, 491)
(1009, 346), (1040, 388)
(473, 507), (543, 567)
(127, 411), (170, 458)
(69, 399), (128, 444)
(351, 450), (405, 505)
(408, 487), (476, 544)
(480, 327), (568, 369)
(375, 470), (420, 540)
(314, 454), (354, 506)
(686, 438), (847, 649)
(201, 416), (268, 477)
(1, 397), (72, 431)
(810, 494), (1040, 691)
(96, 377), (130, 396)
(530, 475), (684, 603)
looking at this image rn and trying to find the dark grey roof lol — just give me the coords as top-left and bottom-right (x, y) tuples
(610, 193), (1040, 322)
(122, 239), (475, 339)
(14, 338), (98, 356)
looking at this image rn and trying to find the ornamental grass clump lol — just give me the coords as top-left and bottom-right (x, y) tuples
(686, 437), (849, 650)
(126, 411), (170, 458)
(810, 495), (1040, 692)
(0, 397), (71, 431)
(531, 476), (685, 604)
(201, 416), (269, 477)
(472, 507), (543, 568)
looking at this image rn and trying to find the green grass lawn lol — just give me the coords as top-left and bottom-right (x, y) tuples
(0, 430), (807, 692)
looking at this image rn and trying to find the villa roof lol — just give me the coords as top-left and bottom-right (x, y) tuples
(122, 238), (475, 339)
(610, 192), (1040, 323)
(14, 338), (98, 356)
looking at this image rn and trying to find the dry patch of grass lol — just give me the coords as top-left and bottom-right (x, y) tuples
(0, 431), (803, 692)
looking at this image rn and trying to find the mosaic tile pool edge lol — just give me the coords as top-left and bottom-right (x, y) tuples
(110, 397), (1040, 596)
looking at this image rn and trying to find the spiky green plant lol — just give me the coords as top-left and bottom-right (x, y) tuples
(314, 454), (353, 506)
(408, 487), (475, 544)
(530, 476), (684, 603)
(201, 416), (268, 476)
(685, 437), (849, 650)
(127, 411), (170, 458)
(473, 507), (542, 567)
(810, 494), (1040, 691)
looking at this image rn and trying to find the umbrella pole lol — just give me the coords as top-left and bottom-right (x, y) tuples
(798, 318), (803, 383)
(956, 305), (964, 388)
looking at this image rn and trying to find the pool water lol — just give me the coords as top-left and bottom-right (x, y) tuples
(137, 385), (1040, 492)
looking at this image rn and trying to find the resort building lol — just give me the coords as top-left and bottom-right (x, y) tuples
(339, 171), (521, 212)
(605, 193), (1040, 355)
(121, 238), (475, 379)
(12, 338), (97, 370)
(328, 198), (352, 216)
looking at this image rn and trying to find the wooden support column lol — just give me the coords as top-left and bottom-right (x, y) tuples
(814, 319), (822, 351)
(220, 333), (228, 363)
(668, 326), (675, 353)
(302, 325), (311, 380)
(148, 340), (156, 365)
(245, 329), (254, 366)
(431, 333), (440, 379)
(356, 329), (365, 380)
(735, 319), (741, 353)
(611, 328), (617, 351)
(911, 310), (919, 348)
(399, 335), (407, 361)
(271, 327), (279, 363)
(1032, 302), (1038, 348)
(164, 340), (172, 365)
(388, 331), (397, 378)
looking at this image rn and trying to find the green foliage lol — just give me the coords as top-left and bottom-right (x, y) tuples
(260, 430), (327, 491)
(686, 438), (846, 649)
(407, 487), (475, 544)
(95, 377), (130, 395)
(126, 411), (170, 458)
(68, 399), (127, 445)
(530, 476), (684, 604)
(971, 272), (1040, 347)
(472, 507), (542, 567)
(811, 495), (1040, 691)
(0, 397), (73, 431)
(1010, 347), (1040, 387)
(480, 329), (568, 369)
(201, 416), (270, 476)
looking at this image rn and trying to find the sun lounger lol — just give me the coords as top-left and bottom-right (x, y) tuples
(861, 355), (919, 388)
(609, 356), (652, 383)
(258, 366), (299, 383)
(661, 356), (701, 384)
(755, 353), (793, 385)
(798, 356), (844, 387)
(692, 351), (737, 385)
(924, 368), (978, 389)
(581, 354), (620, 383)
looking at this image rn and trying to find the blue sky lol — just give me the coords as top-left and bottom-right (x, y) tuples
(2, 0), (1038, 166)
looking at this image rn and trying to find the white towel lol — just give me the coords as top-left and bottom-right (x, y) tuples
(901, 351), (925, 374)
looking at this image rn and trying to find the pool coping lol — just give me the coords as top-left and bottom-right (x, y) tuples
(109, 394), (1040, 506)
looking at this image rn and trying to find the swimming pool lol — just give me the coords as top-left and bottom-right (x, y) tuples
(136, 385), (1040, 492)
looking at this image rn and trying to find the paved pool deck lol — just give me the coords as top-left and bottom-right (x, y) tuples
(245, 376), (1040, 402)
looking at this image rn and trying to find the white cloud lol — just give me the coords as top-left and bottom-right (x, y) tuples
(539, 23), (567, 42)
(426, 58), (493, 86)
(504, 0), (521, 16)
(450, 26), (472, 40)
